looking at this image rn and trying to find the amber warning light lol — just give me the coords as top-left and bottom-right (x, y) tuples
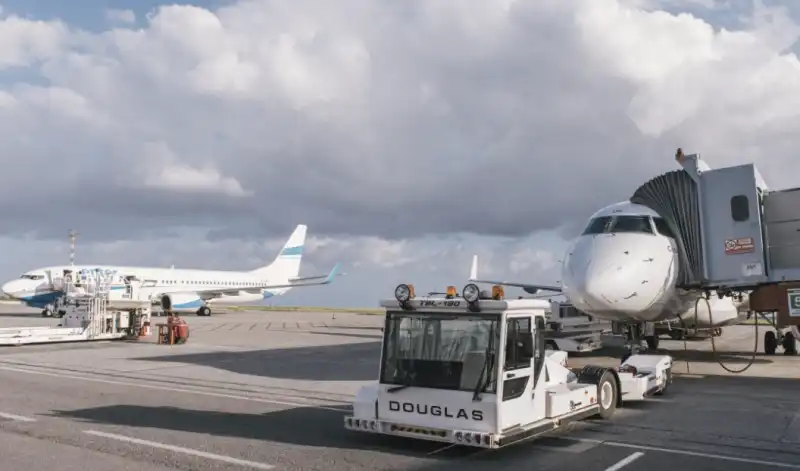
(491, 285), (504, 300)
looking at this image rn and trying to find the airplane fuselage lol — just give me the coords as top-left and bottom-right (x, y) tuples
(2, 264), (280, 311)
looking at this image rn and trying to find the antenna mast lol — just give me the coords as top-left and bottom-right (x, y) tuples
(69, 229), (78, 266)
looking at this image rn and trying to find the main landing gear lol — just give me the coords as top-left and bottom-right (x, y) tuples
(41, 303), (66, 318)
(196, 306), (211, 317)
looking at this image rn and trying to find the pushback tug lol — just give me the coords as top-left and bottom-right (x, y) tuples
(343, 283), (672, 449)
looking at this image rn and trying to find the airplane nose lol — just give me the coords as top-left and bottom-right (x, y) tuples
(580, 263), (635, 315)
(562, 235), (666, 319)
(1, 281), (16, 297)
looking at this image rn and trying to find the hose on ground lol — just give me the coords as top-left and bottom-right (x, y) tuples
(683, 295), (758, 374)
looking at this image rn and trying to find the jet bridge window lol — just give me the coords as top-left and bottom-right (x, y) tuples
(730, 195), (750, 222)
(610, 215), (654, 234)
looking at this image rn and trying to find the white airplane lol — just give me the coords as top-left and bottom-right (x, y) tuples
(1, 224), (341, 317)
(469, 201), (745, 354)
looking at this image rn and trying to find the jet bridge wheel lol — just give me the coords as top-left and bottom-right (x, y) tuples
(764, 331), (778, 355)
(645, 335), (659, 350)
(782, 331), (796, 355)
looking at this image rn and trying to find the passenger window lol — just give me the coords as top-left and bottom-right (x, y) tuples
(653, 218), (676, 239)
(731, 195), (749, 222)
(611, 216), (654, 234)
(505, 317), (532, 371)
(581, 216), (612, 235)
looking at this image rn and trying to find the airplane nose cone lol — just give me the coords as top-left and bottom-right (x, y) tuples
(1, 281), (17, 297)
(579, 263), (634, 315)
(562, 234), (669, 321)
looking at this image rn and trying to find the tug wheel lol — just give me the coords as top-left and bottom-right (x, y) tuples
(596, 371), (618, 419)
(654, 368), (672, 396)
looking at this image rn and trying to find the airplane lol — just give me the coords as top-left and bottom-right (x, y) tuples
(1, 224), (342, 318)
(468, 201), (746, 356)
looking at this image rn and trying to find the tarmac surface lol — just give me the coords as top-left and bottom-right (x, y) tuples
(0, 304), (798, 471)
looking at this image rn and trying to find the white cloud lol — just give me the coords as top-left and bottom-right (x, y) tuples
(0, 0), (799, 305)
(0, 12), (69, 69)
(106, 9), (136, 25)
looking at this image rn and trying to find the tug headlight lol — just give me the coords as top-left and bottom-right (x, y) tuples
(395, 284), (415, 302)
(462, 283), (481, 303)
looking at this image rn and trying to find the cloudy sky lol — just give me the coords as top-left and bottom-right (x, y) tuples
(1, 0), (799, 308)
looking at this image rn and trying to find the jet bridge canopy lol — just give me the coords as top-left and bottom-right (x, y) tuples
(630, 149), (800, 294)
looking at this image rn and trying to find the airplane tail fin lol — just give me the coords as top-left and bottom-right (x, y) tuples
(250, 225), (307, 285)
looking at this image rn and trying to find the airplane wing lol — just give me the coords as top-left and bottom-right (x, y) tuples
(194, 263), (343, 297)
(468, 255), (562, 293)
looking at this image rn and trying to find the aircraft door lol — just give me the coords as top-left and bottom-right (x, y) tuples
(498, 315), (536, 430)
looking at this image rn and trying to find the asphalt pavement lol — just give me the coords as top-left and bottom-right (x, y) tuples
(0, 305), (798, 471)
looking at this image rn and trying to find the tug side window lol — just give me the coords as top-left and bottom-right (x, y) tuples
(505, 317), (531, 371)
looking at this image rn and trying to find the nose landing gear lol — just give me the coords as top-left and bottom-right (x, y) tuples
(620, 322), (658, 363)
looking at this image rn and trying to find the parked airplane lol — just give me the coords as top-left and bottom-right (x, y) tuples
(1, 224), (341, 317)
(469, 201), (744, 355)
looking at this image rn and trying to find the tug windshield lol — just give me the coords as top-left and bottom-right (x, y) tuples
(380, 312), (500, 393)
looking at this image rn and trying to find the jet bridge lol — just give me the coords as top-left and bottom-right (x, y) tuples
(630, 148), (800, 335)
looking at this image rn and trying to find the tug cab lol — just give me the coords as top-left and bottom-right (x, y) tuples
(344, 283), (672, 449)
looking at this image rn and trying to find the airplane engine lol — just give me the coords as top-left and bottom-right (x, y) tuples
(159, 292), (201, 313)
(674, 293), (740, 329)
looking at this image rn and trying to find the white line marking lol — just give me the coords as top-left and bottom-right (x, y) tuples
(0, 365), (348, 413)
(604, 452), (644, 471)
(0, 411), (36, 422)
(566, 437), (800, 469)
(427, 444), (456, 455)
(84, 430), (274, 469)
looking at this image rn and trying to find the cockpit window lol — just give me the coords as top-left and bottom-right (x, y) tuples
(20, 274), (44, 280)
(581, 216), (613, 235)
(611, 216), (654, 234)
(653, 217), (676, 239)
